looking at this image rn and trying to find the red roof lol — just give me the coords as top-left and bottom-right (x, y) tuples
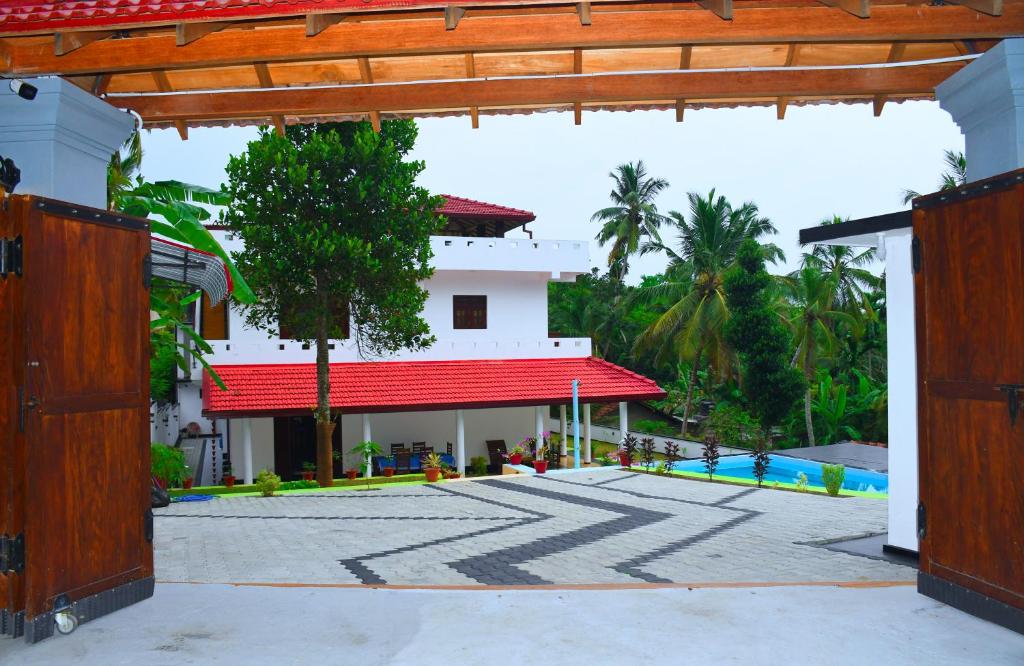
(437, 195), (535, 223)
(202, 356), (664, 417)
(0, 0), (547, 33)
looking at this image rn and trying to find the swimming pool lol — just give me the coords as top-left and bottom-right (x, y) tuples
(673, 454), (888, 494)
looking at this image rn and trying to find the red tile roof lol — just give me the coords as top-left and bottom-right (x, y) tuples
(0, 0), (525, 33)
(202, 356), (664, 417)
(437, 195), (535, 223)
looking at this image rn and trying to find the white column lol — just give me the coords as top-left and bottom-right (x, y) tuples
(559, 405), (568, 456)
(885, 231), (919, 552)
(584, 403), (592, 464)
(362, 413), (372, 479)
(456, 409), (466, 475)
(241, 418), (254, 486)
(0, 78), (135, 208)
(535, 406), (545, 456)
(619, 401), (629, 441)
(936, 39), (1024, 182)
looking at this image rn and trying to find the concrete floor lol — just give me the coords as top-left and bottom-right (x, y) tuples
(2, 583), (1022, 665)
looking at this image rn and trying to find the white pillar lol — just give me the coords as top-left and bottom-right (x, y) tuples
(619, 401), (629, 441)
(456, 409), (466, 475)
(362, 413), (372, 479)
(936, 39), (1024, 182)
(241, 418), (254, 486)
(559, 405), (568, 456)
(584, 403), (592, 464)
(884, 231), (919, 552)
(535, 406), (545, 456)
(0, 78), (135, 208)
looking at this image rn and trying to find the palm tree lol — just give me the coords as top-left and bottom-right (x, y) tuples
(784, 266), (855, 446)
(902, 149), (967, 204)
(802, 216), (881, 308)
(634, 190), (783, 437)
(592, 161), (669, 281)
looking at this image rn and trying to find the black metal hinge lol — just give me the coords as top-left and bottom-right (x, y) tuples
(144, 509), (153, 543)
(917, 502), (927, 539)
(0, 235), (22, 278)
(912, 236), (922, 274)
(0, 534), (25, 574)
(142, 253), (152, 289)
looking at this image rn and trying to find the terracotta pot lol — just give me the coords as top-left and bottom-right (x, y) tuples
(223, 475), (235, 488)
(618, 453), (632, 467)
(508, 453), (523, 465)
(301, 471), (315, 481)
(424, 467), (441, 482)
(383, 467), (395, 478)
(182, 478), (193, 490)
(533, 460), (549, 474)
(345, 470), (358, 481)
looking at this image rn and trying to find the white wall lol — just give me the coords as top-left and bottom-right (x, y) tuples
(228, 417), (274, 475)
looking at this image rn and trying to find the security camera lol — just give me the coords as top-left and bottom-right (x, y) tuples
(9, 79), (38, 101)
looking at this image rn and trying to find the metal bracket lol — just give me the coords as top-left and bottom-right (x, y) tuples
(911, 235), (922, 274)
(0, 534), (25, 573)
(996, 384), (1024, 427)
(917, 502), (927, 539)
(142, 253), (152, 289)
(0, 235), (23, 278)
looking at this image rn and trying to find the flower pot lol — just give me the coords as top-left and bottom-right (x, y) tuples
(223, 475), (235, 488)
(383, 467), (395, 478)
(183, 478), (194, 490)
(618, 453), (632, 467)
(345, 470), (358, 481)
(533, 460), (549, 474)
(508, 453), (523, 465)
(301, 471), (315, 481)
(424, 467), (441, 482)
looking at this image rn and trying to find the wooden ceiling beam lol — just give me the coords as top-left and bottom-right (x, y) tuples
(253, 62), (286, 135)
(176, 22), (228, 47)
(573, 47), (583, 125)
(466, 52), (479, 129)
(357, 56), (381, 132)
(92, 73), (112, 95)
(697, 0), (733, 21)
(818, 0), (871, 19)
(945, 0), (1003, 17)
(150, 71), (189, 140)
(10, 5), (1019, 77)
(305, 13), (347, 37)
(873, 41), (907, 116)
(111, 61), (966, 123)
(576, 2), (592, 26)
(444, 6), (466, 30)
(777, 43), (801, 120)
(54, 31), (114, 57)
(676, 44), (692, 122)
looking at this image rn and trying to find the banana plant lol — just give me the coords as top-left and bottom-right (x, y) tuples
(810, 371), (863, 445)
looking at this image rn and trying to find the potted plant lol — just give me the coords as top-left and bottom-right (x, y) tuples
(151, 443), (188, 489)
(301, 461), (316, 481)
(382, 458), (396, 477)
(507, 444), (525, 466)
(222, 461), (235, 488)
(349, 440), (383, 480)
(618, 434), (639, 467)
(345, 469), (359, 481)
(182, 465), (194, 490)
(533, 446), (549, 474)
(423, 452), (444, 482)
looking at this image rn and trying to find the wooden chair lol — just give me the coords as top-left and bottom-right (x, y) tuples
(394, 451), (412, 474)
(486, 440), (508, 472)
(411, 442), (427, 454)
(390, 443), (405, 455)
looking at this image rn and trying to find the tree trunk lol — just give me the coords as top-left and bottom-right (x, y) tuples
(680, 347), (703, 438)
(804, 388), (816, 448)
(314, 277), (334, 487)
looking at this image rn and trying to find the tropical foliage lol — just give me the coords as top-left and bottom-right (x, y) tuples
(591, 161), (668, 281)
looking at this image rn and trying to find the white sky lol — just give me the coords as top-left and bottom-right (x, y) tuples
(140, 100), (963, 282)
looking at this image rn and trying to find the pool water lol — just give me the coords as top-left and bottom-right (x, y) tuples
(673, 454), (888, 494)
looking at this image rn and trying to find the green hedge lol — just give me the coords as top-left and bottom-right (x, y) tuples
(168, 473), (429, 497)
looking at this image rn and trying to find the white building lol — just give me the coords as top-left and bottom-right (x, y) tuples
(155, 195), (665, 483)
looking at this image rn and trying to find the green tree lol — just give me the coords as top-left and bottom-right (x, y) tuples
(222, 120), (441, 487)
(902, 149), (967, 204)
(801, 216), (880, 308)
(723, 240), (805, 440)
(635, 190), (783, 436)
(591, 161), (668, 281)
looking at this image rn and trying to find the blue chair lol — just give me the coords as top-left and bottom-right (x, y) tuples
(408, 455), (422, 472)
(440, 453), (456, 468)
(374, 456), (395, 474)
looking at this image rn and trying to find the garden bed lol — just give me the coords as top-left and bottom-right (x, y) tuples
(625, 467), (886, 500)
(168, 473), (431, 498)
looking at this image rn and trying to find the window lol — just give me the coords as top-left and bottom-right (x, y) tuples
(279, 299), (349, 340)
(453, 295), (487, 329)
(199, 293), (229, 340)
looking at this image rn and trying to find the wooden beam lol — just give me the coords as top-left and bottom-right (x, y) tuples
(576, 2), (592, 26)
(92, 73), (112, 96)
(54, 31), (114, 57)
(777, 43), (801, 120)
(574, 102), (582, 125)
(676, 45), (692, 122)
(675, 99), (685, 122)
(112, 61), (966, 124)
(466, 52), (479, 128)
(305, 13), (346, 37)
(945, 0), (1002, 17)
(150, 71), (189, 140)
(11, 5), (1022, 77)
(573, 47), (583, 124)
(357, 56), (381, 131)
(697, 0), (732, 21)
(176, 22), (228, 47)
(445, 6), (466, 31)
(272, 115), (286, 137)
(818, 0), (871, 19)
(873, 42), (907, 116)
(368, 111), (382, 132)
(253, 63), (287, 134)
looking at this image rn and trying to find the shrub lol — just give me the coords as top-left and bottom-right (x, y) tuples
(664, 441), (680, 474)
(655, 462), (667, 475)
(821, 464), (846, 497)
(279, 479), (319, 491)
(634, 419), (676, 437)
(705, 404), (761, 449)
(151, 443), (188, 488)
(470, 456), (489, 476)
(597, 454), (616, 466)
(620, 434), (639, 466)
(639, 437), (656, 472)
(750, 441), (770, 488)
(255, 469), (281, 497)
(702, 433), (721, 480)
(795, 472), (809, 493)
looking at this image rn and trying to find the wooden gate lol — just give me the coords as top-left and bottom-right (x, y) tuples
(914, 170), (1024, 634)
(0, 196), (153, 643)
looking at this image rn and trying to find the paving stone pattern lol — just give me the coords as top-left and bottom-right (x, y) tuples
(154, 473), (914, 585)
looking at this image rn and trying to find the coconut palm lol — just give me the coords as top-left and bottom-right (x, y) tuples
(592, 161), (669, 281)
(784, 266), (855, 447)
(634, 190), (783, 436)
(902, 149), (967, 204)
(802, 216), (881, 308)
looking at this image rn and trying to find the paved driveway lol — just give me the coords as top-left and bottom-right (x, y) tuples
(155, 471), (913, 586)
